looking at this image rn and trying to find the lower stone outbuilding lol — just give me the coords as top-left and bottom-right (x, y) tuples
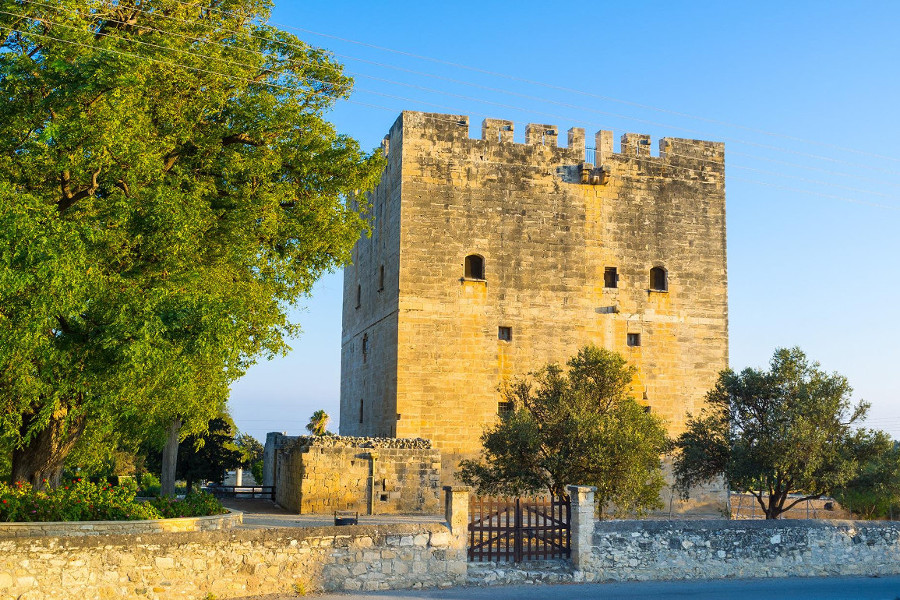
(265, 433), (442, 514)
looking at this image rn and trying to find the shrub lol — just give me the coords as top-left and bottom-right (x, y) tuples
(136, 472), (161, 497)
(0, 479), (161, 522)
(148, 490), (226, 518)
(0, 481), (226, 522)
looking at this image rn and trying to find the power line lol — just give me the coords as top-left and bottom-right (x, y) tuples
(143, 0), (900, 165)
(2, 23), (898, 211)
(16, 0), (900, 177)
(6, 9), (899, 201)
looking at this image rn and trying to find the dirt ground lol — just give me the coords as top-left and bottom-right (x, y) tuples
(730, 493), (853, 520)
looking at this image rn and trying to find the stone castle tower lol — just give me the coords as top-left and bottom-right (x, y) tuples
(340, 111), (728, 478)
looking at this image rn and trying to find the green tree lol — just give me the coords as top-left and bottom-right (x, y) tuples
(674, 347), (868, 519)
(0, 0), (383, 486)
(459, 345), (669, 518)
(234, 432), (264, 483)
(142, 416), (242, 492)
(305, 409), (331, 436)
(176, 417), (242, 491)
(833, 431), (900, 519)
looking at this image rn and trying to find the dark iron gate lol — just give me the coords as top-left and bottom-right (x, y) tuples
(468, 496), (570, 563)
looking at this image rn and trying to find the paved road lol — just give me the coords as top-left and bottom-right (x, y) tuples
(299, 576), (900, 600)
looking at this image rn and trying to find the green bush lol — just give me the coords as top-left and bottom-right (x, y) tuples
(0, 479), (161, 522)
(0, 481), (226, 522)
(136, 472), (161, 497)
(148, 490), (226, 518)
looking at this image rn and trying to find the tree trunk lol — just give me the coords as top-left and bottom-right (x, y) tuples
(160, 418), (182, 497)
(11, 409), (85, 489)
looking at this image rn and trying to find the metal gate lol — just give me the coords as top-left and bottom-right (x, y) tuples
(468, 496), (570, 563)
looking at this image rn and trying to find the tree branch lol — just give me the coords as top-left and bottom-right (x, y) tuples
(114, 179), (131, 198)
(222, 133), (263, 147)
(781, 492), (823, 514)
(58, 167), (101, 212)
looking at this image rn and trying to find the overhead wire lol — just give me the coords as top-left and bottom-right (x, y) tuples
(5, 9), (899, 205)
(132, 0), (900, 165)
(1, 19), (898, 211)
(17, 0), (900, 177)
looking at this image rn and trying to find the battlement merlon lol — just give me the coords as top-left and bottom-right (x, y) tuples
(395, 111), (724, 171)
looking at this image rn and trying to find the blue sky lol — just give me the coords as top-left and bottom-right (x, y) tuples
(229, 1), (900, 441)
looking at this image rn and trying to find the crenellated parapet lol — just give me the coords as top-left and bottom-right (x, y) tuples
(394, 111), (724, 181)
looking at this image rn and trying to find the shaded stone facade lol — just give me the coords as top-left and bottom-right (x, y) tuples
(341, 111), (728, 497)
(272, 435), (441, 514)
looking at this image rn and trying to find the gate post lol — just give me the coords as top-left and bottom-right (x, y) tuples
(444, 486), (469, 536)
(567, 485), (596, 571)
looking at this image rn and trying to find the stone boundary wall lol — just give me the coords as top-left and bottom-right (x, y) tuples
(0, 522), (465, 599)
(0, 510), (242, 538)
(281, 435), (433, 450)
(0, 488), (471, 600)
(567, 485), (900, 584)
(586, 518), (900, 582)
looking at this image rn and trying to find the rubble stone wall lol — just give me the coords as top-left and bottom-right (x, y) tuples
(0, 522), (465, 599)
(584, 519), (900, 581)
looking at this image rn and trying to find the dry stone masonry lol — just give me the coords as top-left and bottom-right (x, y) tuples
(584, 519), (900, 582)
(341, 111), (728, 510)
(0, 522), (465, 599)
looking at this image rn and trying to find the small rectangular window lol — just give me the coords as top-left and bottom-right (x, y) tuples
(378, 265), (385, 292)
(604, 267), (618, 289)
(359, 399), (364, 423)
(627, 333), (641, 347)
(498, 401), (513, 415)
(498, 326), (512, 341)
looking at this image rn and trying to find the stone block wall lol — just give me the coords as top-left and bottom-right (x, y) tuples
(0, 487), (472, 600)
(584, 519), (900, 582)
(0, 522), (464, 599)
(273, 435), (441, 514)
(340, 111), (729, 514)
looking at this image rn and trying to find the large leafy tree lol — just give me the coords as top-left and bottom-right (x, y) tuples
(673, 347), (868, 519)
(175, 416), (242, 491)
(0, 0), (384, 486)
(459, 345), (669, 518)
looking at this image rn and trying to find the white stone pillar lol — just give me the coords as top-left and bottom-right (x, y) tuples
(567, 484), (597, 570)
(235, 467), (243, 487)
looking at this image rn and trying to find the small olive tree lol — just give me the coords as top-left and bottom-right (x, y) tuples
(674, 347), (868, 519)
(833, 431), (900, 519)
(459, 345), (669, 518)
